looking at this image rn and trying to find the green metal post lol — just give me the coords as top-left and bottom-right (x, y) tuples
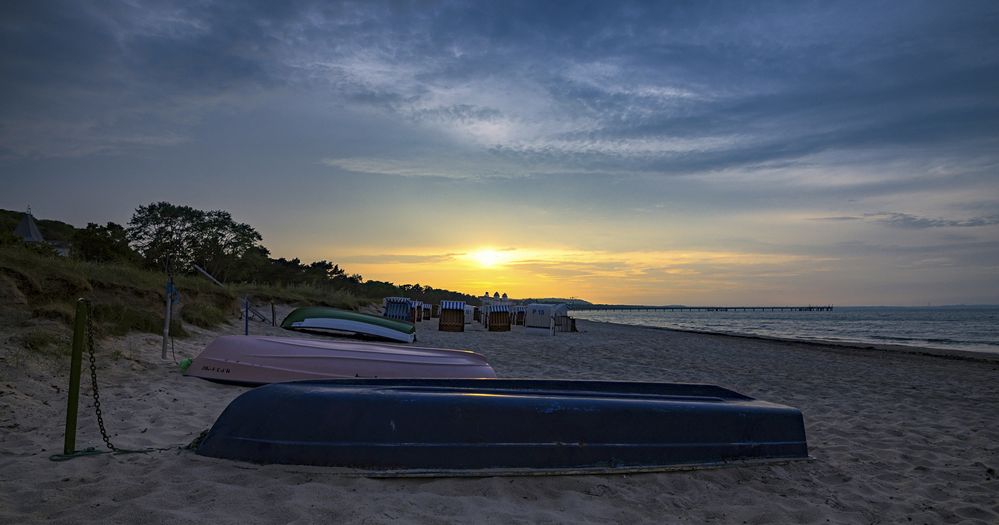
(63, 298), (88, 455)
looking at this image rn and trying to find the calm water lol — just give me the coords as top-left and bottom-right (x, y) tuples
(571, 306), (999, 355)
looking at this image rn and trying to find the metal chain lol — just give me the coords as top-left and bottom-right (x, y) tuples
(86, 310), (116, 452)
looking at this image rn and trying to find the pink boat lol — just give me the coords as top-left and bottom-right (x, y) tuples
(184, 335), (497, 386)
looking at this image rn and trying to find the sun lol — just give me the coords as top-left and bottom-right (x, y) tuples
(471, 248), (505, 268)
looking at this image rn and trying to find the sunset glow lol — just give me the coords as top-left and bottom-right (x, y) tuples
(469, 249), (508, 268)
(2, 2), (997, 305)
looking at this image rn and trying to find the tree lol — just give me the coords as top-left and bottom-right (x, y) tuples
(189, 210), (263, 280)
(72, 222), (140, 263)
(127, 202), (202, 270)
(127, 202), (263, 278)
(226, 246), (272, 282)
(360, 280), (399, 298)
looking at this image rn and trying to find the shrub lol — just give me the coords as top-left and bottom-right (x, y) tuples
(20, 327), (68, 355)
(180, 302), (227, 328)
(32, 302), (75, 324)
(92, 302), (188, 338)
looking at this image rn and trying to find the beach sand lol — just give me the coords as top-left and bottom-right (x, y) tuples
(2, 310), (998, 524)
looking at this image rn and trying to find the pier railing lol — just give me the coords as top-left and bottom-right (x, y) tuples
(570, 305), (833, 312)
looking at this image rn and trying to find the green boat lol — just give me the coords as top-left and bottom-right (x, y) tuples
(281, 307), (417, 344)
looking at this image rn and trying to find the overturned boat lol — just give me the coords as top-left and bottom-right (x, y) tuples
(197, 379), (808, 475)
(281, 306), (416, 344)
(184, 336), (496, 386)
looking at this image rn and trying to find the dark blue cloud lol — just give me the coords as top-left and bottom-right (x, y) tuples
(3, 0), (997, 164)
(2, 0), (998, 234)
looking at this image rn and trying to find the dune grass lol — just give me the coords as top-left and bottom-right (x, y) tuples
(0, 246), (212, 338)
(180, 302), (227, 329)
(20, 326), (69, 355)
(229, 282), (363, 310)
(0, 246), (373, 349)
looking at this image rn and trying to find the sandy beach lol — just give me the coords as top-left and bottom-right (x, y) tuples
(2, 311), (998, 524)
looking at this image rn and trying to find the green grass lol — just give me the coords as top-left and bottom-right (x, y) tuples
(31, 302), (75, 324)
(180, 302), (227, 328)
(229, 282), (365, 310)
(0, 245), (220, 340)
(0, 274), (28, 304)
(0, 248), (90, 298)
(20, 327), (69, 356)
(0, 245), (375, 347)
(92, 302), (189, 337)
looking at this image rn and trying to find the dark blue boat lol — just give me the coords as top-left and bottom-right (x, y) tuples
(197, 379), (808, 475)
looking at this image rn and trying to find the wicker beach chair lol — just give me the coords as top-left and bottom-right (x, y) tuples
(383, 297), (412, 321)
(438, 301), (465, 332)
(487, 304), (512, 332)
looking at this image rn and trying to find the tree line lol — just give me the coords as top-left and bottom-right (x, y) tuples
(7, 202), (479, 305)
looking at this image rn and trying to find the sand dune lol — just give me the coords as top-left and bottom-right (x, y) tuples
(2, 310), (997, 524)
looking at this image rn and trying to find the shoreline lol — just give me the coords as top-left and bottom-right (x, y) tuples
(3, 309), (998, 524)
(573, 318), (999, 364)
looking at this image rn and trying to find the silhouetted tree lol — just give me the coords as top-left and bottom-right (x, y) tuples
(120, 202), (480, 303)
(190, 210), (263, 280)
(72, 222), (140, 264)
(127, 202), (262, 278)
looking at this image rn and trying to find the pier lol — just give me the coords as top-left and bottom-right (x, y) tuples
(571, 305), (834, 312)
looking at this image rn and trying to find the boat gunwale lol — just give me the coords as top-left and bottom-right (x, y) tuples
(276, 378), (758, 401)
(193, 449), (813, 478)
(281, 306), (416, 334)
(248, 336), (483, 357)
(195, 352), (493, 367)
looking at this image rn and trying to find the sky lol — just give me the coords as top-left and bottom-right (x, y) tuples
(2, 0), (998, 305)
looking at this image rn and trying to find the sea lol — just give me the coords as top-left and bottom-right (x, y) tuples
(570, 306), (999, 355)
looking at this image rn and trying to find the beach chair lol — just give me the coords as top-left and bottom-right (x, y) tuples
(487, 305), (512, 332)
(410, 300), (421, 322)
(439, 301), (465, 332)
(383, 297), (412, 322)
(514, 306), (526, 326)
(463, 305), (474, 324)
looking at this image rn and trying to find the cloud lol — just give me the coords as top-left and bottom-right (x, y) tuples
(866, 212), (999, 229)
(810, 212), (999, 229)
(2, 0), (999, 304)
(810, 216), (864, 222)
(338, 253), (462, 265)
(5, 0), (997, 175)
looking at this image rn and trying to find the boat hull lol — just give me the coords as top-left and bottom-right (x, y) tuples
(185, 336), (496, 386)
(281, 307), (416, 343)
(197, 379), (808, 474)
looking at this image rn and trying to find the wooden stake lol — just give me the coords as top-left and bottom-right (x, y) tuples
(162, 277), (172, 360)
(64, 299), (87, 455)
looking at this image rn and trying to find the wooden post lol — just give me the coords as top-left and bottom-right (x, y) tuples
(162, 277), (172, 360)
(271, 303), (276, 327)
(193, 264), (225, 288)
(243, 298), (250, 336)
(64, 299), (87, 455)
